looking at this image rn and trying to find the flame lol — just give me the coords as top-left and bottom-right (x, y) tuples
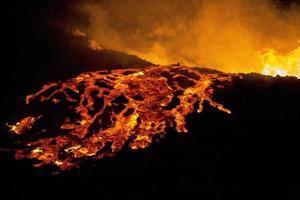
(261, 46), (300, 77)
(8, 65), (232, 170)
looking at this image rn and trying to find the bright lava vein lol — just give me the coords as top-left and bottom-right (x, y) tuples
(7, 65), (232, 170)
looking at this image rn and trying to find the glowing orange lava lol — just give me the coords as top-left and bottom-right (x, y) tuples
(7, 65), (232, 170)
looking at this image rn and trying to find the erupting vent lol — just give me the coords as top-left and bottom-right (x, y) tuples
(7, 65), (232, 170)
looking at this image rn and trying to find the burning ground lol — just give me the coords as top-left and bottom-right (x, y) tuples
(6, 65), (232, 170)
(1, 59), (300, 199)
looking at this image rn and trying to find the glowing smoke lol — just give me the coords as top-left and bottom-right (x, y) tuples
(74, 0), (300, 73)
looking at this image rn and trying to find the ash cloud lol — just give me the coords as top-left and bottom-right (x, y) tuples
(75, 0), (300, 73)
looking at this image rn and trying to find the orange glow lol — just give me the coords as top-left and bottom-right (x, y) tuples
(78, 0), (300, 76)
(7, 116), (41, 135)
(260, 46), (300, 78)
(9, 65), (232, 170)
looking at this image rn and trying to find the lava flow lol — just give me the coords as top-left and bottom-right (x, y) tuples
(7, 65), (232, 170)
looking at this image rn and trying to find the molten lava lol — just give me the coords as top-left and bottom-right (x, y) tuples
(7, 65), (232, 170)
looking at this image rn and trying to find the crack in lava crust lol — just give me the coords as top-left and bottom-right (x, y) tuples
(8, 65), (232, 170)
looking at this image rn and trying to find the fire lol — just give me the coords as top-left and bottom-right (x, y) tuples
(260, 46), (300, 78)
(7, 65), (232, 170)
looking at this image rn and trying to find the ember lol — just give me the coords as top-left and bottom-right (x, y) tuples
(7, 65), (232, 170)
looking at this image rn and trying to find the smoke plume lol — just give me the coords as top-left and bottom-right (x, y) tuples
(74, 0), (300, 73)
